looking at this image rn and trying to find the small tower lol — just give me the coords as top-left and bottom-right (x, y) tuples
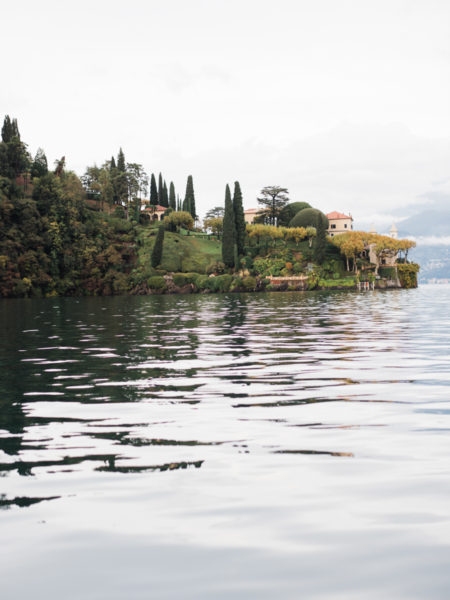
(389, 223), (398, 239)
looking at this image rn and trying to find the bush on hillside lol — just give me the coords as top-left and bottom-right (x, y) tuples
(288, 207), (329, 230)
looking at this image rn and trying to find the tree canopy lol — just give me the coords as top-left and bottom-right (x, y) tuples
(257, 186), (290, 225)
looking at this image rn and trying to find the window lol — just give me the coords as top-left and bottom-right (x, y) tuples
(331, 224), (336, 229)
(344, 224), (347, 228)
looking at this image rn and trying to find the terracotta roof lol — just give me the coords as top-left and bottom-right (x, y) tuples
(326, 211), (352, 220)
(143, 205), (167, 212)
(244, 208), (262, 213)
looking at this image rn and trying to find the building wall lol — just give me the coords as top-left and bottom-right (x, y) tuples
(327, 217), (353, 237)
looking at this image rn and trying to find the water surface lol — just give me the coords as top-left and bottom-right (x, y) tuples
(1, 287), (450, 599)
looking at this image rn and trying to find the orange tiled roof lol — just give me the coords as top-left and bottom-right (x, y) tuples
(326, 211), (352, 220)
(143, 205), (167, 212)
(244, 208), (262, 213)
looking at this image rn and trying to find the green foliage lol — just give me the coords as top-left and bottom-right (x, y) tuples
(241, 276), (257, 291)
(257, 186), (290, 225)
(206, 260), (225, 274)
(233, 181), (246, 256)
(193, 274), (209, 290)
(398, 263), (419, 288)
(150, 174), (158, 206)
(151, 225), (165, 267)
(288, 207), (329, 230)
(169, 182), (176, 210)
(30, 148), (48, 178)
(278, 201), (311, 226)
(163, 210), (194, 232)
(147, 275), (167, 291)
(222, 184), (235, 268)
(318, 277), (355, 288)
(379, 266), (395, 279)
(184, 175), (196, 219)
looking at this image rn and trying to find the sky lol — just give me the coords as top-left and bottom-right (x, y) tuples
(2, 0), (450, 227)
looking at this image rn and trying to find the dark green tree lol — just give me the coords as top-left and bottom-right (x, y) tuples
(278, 201), (312, 226)
(158, 173), (163, 205)
(184, 175), (196, 220)
(150, 173), (158, 206)
(30, 148), (48, 178)
(222, 184), (235, 268)
(257, 186), (290, 225)
(151, 224), (165, 268)
(114, 148), (128, 207)
(233, 181), (246, 256)
(288, 207), (328, 229)
(162, 180), (169, 207)
(314, 213), (328, 265)
(169, 181), (176, 210)
(110, 156), (116, 171)
(1, 115), (14, 143)
(117, 148), (126, 172)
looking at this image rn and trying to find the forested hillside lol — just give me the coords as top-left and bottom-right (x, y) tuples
(0, 117), (139, 297)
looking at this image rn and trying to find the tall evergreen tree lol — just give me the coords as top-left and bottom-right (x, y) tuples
(158, 172), (163, 205)
(222, 184), (235, 268)
(110, 156), (116, 171)
(184, 175), (196, 221)
(151, 224), (165, 267)
(233, 181), (246, 256)
(1, 115), (13, 143)
(314, 213), (327, 265)
(150, 173), (158, 206)
(30, 148), (48, 178)
(161, 180), (169, 207)
(176, 194), (181, 211)
(169, 182), (176, 210)
(117, 148), (126, 172)
(115, 148), (128, 207)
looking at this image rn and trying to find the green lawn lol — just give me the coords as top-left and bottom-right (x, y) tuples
(137, 227), (222, 273)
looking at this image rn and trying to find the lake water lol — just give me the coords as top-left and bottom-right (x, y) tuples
(1, 286), (450, 599)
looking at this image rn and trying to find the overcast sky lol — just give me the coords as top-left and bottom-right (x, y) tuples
(2, 0), (449, 227)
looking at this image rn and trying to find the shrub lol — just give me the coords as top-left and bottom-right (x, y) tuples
(398, 263), (419, 288)
(193, 274), (209, 290)
(293, 262), (303, 274)
(147, 276), (167, 291)
(241, 276), (257, 291)
(206, 260), (226, 275)
(151, 225), (165, 268)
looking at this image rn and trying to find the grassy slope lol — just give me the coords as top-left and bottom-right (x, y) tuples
(137, 227), (222, 273)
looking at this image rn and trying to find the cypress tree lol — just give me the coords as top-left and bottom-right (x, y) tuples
(222, 184), (235, 268)
(184, 175), (196, 221)
(162, 180), (169, 207)
(30, 148), (48, 178)
(169, 182), (176, 210)
(115, 148), (128, 207)
(158, 173), (163, 205)
(110, 156), (116, 171)
(151, 224), (165, 267)
(117, 148), (126, 172)
(150, 173), (158, 206)
(1, 115), (13, 143)
(233, 181), (246, 257)
(314, 213), (327, 265)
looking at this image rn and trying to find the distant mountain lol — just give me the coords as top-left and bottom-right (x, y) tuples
(397, 209), (450, 238)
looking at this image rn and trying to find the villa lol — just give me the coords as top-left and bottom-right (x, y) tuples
(141, 204), (167, 221)
(326, 211), (353, 236)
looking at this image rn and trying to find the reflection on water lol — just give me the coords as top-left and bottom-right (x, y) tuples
(1, 287), (450, 599)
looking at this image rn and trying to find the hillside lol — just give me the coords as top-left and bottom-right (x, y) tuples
(137, 228), (222, 273)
